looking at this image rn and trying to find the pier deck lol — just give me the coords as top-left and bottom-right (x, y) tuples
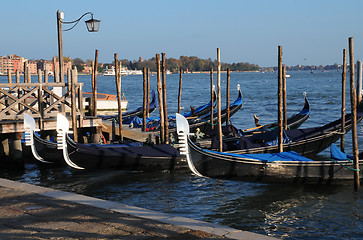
(101, 119), (156, 143)
(0, 116), (102, 134)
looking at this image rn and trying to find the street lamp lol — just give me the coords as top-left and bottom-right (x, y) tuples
(56, 10), (100, 83)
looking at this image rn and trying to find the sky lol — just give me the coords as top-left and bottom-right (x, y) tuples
(1, 0), (363, 67)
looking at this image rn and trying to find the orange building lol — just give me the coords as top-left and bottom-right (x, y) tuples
(0, 54), (26, 74)
(0, 55), (25, 74)
(12, 56), (24, 73)
(1, 55), (73, 76)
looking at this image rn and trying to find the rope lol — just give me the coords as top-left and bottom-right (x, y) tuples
(201, 119), (217, 126)
(331, 158), (360, 172)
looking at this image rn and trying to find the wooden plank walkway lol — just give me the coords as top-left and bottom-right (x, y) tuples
(101, 119), (156, 143)
(0, 116), (102, 134)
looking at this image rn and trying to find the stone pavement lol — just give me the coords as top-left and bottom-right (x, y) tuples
(0, 178), (276, 239)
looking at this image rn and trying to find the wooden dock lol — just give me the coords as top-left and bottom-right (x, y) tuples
(0, 71), (105, 165)
(101, 119), (157, 143)
(0, 68), (163, 166)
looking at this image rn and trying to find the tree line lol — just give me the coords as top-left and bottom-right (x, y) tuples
(117, 56), (260, 72)
(68, 56), (259, 72)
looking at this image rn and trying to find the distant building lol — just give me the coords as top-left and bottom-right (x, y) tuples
(13, 55), (24, 73)
(37, 60), (53, 74)
(28, 61), (38, 75)
(53, 59), (72, 75)
(82, 65), (92, 74)
(0, 55), (25, 74)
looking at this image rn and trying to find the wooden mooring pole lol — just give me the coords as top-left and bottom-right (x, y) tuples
(348, 37), (360, 190)
(37, 69), (44, 130)
(226, 68), (230, 126)
(156, 54), (165, 144)
(23, 62), (28, 83)
(10, 132), (23, 166)
(7, 69), (11, 83)
(16, 70), (20, 83)
(27, 65), (31, 83)
(143, 67), (147, 131)
(210, 68), (214, 129)
(71, 68), (78, 142)
(282, 66), (287, 130)
(217, 48), (223, 152)
(114, 53), (123, 141)
(53, 57), (59, 83)
(357, 60), (362, 103)
(178, 68), (183, 114)
(90, 61), (95, 115)
(161, 53), (169, 144)
(93, 49), (99, 117)
(146, 68), (150, 118)
(278, 46), (283, 153)
(341, 49), (347, 152)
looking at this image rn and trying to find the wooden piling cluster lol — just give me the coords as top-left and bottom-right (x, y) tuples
(153, 53), (170, 144)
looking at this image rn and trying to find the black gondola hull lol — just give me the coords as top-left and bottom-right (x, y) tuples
(223, 109), (363, 157)
(66, 136), (186, 171)
(188, 138), (363, 185)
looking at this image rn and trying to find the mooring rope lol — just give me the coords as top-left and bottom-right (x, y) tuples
(202, 119), (217, 126)
(331, 158), (360, 172)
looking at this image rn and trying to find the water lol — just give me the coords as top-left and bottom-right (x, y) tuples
(1, 71), (362, 239)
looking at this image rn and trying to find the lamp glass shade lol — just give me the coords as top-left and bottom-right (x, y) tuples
(85, 18), (100, 32)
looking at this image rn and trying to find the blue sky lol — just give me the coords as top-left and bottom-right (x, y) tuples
(1, 0), (363, 67)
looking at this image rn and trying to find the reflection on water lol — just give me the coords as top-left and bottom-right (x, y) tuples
(0, 71), (363, 239)
(2, 164), (361, 239)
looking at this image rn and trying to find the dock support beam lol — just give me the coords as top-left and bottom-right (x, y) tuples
(10, 133), (23, 165)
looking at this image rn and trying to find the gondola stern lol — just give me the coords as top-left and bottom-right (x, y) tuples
(176, 113), (204, 177)
(303, 92), (310, 113)
(56, 113), (85, 170)
(23, 113), (52, 163)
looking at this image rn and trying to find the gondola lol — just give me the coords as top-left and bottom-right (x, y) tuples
(145, 84), (243, 136)
(100, 90), (157, 121)
(139, 87), (218, 129)
(202, 92), (310, 142)
(242, 92), (310, 135)
(56, 113), (185, 170)
(176, 113), (363, 185)
(180, 87), (217, 118)
(205, 100), (363, 157)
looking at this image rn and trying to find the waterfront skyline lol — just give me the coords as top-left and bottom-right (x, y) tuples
(1, 0), (363, 67)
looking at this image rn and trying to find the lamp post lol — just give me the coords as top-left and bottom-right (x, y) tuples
(56, 10), (100, 83)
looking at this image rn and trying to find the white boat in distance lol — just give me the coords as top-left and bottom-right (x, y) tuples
(102, 66), (142, 76)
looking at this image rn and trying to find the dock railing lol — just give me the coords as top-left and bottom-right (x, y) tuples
(0, 82), (84, 129)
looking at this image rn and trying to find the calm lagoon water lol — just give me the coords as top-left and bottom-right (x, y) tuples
(1, 71), (362, 239)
